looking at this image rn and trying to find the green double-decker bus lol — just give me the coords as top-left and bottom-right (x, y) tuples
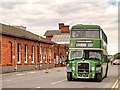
(67, 24), (108, 82)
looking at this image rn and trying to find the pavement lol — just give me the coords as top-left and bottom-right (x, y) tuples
(1, 63), (120, 89)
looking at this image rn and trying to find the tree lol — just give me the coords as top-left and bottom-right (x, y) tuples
(114, 53), (120, 59)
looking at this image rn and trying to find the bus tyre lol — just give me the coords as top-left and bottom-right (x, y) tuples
(96, 74), (102, 82)
(67, 72), (72, 81)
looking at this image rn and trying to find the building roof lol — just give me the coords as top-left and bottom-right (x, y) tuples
(51, 33), (70, 44)
(44, 30), (61, 36)
(0, 23), (55, 44)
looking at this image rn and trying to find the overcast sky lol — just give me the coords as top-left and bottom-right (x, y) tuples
(0, 0), (119, 55)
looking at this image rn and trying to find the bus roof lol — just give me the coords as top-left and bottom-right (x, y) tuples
(71, 24), (101, 29)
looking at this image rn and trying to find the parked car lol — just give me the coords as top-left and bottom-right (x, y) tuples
(112, 59), (120, 65)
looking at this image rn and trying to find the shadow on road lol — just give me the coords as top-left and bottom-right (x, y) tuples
(70, 79), (97, 82)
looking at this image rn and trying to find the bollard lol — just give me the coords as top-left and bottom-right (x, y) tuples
(45, 68), (49, 73)
(57, 67), (60, 72)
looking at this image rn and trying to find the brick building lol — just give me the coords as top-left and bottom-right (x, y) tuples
(44, 23), (70, 66)
(0, 23), (57, 73)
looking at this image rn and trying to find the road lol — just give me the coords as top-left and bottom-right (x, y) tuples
(1, 63), (120, 89)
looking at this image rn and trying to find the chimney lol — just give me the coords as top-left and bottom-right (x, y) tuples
(61, 25), (69, 33)
(59, 23), (64, 30)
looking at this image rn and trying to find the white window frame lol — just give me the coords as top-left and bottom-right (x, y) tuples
(24, 45), (28, 64)
(49, 49), (52, 63)
(31, 46), (34, 63)
(17, 44), (21, 64)
(40, 46), (42, 63)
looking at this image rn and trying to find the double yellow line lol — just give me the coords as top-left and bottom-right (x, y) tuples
(112, 76), (120, 90)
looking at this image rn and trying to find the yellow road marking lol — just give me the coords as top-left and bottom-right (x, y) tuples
(112, 76), (120, 90)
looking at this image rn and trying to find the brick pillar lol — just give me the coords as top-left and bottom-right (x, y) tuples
(21, 44), (24, 65)
(12, 39), (16, 67)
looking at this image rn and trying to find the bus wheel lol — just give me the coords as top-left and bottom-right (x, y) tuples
(67, 72), (72, 81)
(96, 73), (102, 82)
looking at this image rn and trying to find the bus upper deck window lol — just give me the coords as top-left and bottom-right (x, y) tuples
(86, 30), (99, 38)
(72, 31), (84, 38)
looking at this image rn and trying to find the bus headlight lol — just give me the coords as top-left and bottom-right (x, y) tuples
(92, 67), (95, 71)
(72, 64), (76, 70)
(72, 67), (75, 70)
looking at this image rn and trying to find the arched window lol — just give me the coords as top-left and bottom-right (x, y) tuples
(31, 46), (34, 63)
(40, 46), (42, 63)
(8, 41), (12, 64)
(24, 44), (28, 63)
(17, 43), (21, 64)
(0, 41), (1, 63)
(37, 46), (39, 63)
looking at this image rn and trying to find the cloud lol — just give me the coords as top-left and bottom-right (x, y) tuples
(1, 2), (27, 9)
(0, 1), (118, 55)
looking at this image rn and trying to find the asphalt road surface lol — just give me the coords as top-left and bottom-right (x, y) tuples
(1, 63), (120, 89)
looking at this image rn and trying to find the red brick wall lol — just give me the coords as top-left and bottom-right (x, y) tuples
(1, 36), (15, 66)
(1, 35), (54, 66)
(53, 44), (69, 66)
(40, 43), (54, 64)
(1, 35), (69, 67)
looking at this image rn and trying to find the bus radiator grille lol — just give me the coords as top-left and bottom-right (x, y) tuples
(78, 63), (89, 74)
